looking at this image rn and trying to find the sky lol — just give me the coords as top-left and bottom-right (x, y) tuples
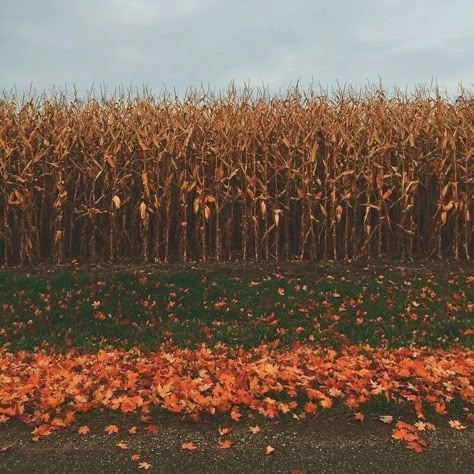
(1, 0), (473, 97)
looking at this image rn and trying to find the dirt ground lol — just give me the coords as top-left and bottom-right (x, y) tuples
(0, 414), (472, 474)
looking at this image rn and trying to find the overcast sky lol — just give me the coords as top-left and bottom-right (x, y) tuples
(1, 0), (473, 97)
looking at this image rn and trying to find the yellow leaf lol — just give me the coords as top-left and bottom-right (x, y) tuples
(139, 202), (147, 220)
(138, 461), (152, 470)
(112, 195), (121, 209)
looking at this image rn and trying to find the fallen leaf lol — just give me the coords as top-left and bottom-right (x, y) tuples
(449, 419), (467, 430)
(249, 425), (261, 434)
(104, 424), (119, 435)
(218, 427), (231, 436)
(138, 461), (152, 470)
(407, 441), (424, 453)
(379, 415), (393, 424)
(218, 439), (232, 449)
(230, 407), (241, 422)
(116, 442), (128, 450)
(181, 442), (197, 451)
(128, 426), (138, 435)
(78, 426), (90, 435)
(131, 454), (141, 461)
(265, 445), (275, 455)
(354, 412), (365, 422)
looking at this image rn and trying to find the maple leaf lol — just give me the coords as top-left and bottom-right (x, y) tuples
(145, 424), (158, 433)
(406, 441), (424, 453)
(249, 425), (261, 434)
(32, 425), (52, 437)
(78, 426), (90, 435)
(354, 412), (365, 422)
(131, 454), (141, 461)
(116, 442), (128, 450)
(218, 427), (231, 436)
(448, 419), (467, 430)
(128, 426), (138, 435)
(138, 461), (152, 470)
(395, 421), (416, 432)
(265, 445), (275, 455)
(230, 407), (241, 422)
(392, 428), (411, 441)
(304, 401), (318, 414)
(320, 398), (333, 409)
(277, 288), (285, 296)
(0, 415), (10, 424)
(414, 421), (426, 431)
(181, 442), (197, 451)
(218, 439), (232, 449)
(104, 424), (119, 435)
(379, 415), (393, 424)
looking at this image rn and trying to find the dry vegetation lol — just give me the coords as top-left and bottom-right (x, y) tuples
(0, 85), (472, 265)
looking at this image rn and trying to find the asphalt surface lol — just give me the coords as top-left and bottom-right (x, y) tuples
(1, 415), (472, 474)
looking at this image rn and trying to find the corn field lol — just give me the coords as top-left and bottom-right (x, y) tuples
(0, 86), (472, 265)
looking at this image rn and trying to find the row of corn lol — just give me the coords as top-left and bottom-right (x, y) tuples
(0, 87), (472, 265)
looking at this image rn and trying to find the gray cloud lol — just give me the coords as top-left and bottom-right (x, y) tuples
(1, 0), (473, 96)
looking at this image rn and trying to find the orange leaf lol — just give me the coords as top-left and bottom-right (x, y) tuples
(304, 402), (318, 414)
(218, 427), (231, 436)
(104, 424), (119, 435)
(128, 426), (138, 435)
(181, 442), (197, 451)
(230, 407), (241, 422)
(320, 398), (333, 409)
(354, 412), (365, 422)
(407, 441), (424, 453)
(116, 442), (128, 450)
(131, 454), (141, 461)
(218, 439), (232, 449)
(392, 428), (409, 441)
(249, 425), (261, 434)
(395, 421), (416, 432)
(78, 426), (90, 435)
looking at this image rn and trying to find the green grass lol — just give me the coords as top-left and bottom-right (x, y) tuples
(0, 261), (472, 351)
